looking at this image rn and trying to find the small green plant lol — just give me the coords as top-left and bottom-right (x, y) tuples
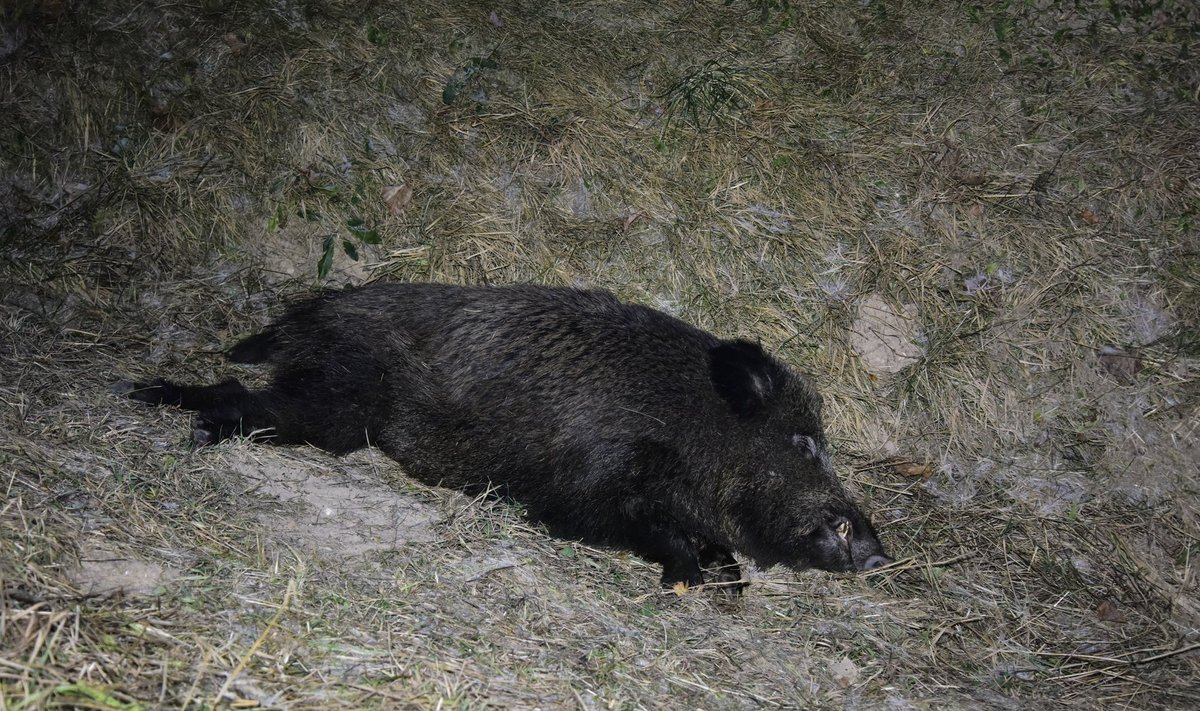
(366, 23), (388, 46)
(318, 216), (381, 279)
(662, 59), (764, 131)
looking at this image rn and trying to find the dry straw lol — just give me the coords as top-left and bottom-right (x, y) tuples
(2, 0), (1197, 708)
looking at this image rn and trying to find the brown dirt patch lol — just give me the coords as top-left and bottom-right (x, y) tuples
(224, 449), (441, 557)
(68, 541), (180, 596)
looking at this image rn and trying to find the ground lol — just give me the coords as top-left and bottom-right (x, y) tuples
(1, 0), (1198, 709)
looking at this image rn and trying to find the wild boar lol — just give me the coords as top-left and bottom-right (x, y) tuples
(123, 283), (892, 588)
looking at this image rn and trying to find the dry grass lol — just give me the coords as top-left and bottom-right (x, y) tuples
(2, 0), (1198, 708)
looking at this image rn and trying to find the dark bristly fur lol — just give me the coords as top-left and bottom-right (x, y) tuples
(124, 283), (891, 589)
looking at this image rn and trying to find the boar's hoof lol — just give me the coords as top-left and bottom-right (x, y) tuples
(660, 562), (705, 591)
(191, 413), (234, 447)
(699, 544), (747, 594)
(706, 563), (747, 591)
(706, 567), (748, 601)
(191, 422), (217, 447)
(109, 380), (137, 396)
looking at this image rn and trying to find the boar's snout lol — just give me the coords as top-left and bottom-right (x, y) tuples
(860, 554), (892, 571)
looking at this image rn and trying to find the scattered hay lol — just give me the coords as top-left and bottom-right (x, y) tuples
(2, 0), (1198, 708)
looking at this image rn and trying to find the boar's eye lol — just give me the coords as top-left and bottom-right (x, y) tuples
(792, 434), (818, 458)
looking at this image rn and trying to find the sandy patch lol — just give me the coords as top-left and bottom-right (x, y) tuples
(69, 541), (179, 596)
(220, 449), (441, 557)
(850, 294), (923, 374)
(245, 226), (371, 286)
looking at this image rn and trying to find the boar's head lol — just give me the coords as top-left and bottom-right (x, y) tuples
(709, 340), (892, 573)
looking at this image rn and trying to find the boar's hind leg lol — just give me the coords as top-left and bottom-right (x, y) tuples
(127, 367), (374, 453)
(127, 378), (248, 410)
(127, 378), (289, 447)
(128, 378), (277, 445)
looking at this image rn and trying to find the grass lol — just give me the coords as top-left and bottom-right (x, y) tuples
(2, 0), (1198, 708)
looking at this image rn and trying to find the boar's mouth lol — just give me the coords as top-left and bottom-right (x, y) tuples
(718, 482), (891, 573)
(834, 514), (893, 572)
(832, 517), (892, 570)
(783, 511), (892, 574)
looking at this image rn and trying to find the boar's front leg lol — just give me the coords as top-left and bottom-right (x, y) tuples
(639, 535), (746, 591)
(641, 533), (705, 589)
(699, 543), (746, 591)
(570, 492), (698, 588)
(614, 510), (704, 588)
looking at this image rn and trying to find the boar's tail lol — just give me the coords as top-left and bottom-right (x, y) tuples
(227, 330), (277, 364)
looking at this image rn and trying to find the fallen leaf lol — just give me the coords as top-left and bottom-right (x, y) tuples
(672, 581), (689, 596)
(317, 235), (335, 279)
(488, 10), (504, 28)
(828, 656), (859, 688)
(894, 461), (933, 478)
(1096, 599), (1125, 623)
(224, 33), (247, 54)
(382, 184), (412, 216)
(1080, 209), (1100, 225)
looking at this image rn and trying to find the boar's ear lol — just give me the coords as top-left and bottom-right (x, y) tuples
(709, 339), (787, 417)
